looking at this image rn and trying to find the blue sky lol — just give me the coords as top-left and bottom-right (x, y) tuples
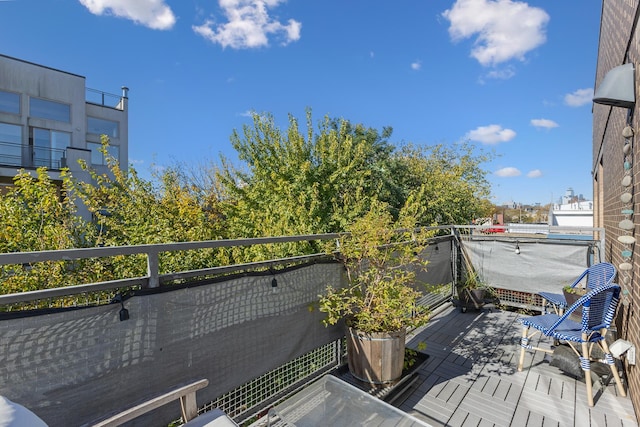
(0, 0), (601, 206)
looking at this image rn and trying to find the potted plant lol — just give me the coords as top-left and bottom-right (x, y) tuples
(457, 269), (488, 312)
(455, 243), (498, 312)
(562, 284), (587, 317)
(318, 200), (431, 386)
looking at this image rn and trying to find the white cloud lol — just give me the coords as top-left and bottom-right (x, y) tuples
(530, 118), (559, 129)
(78, 0), (176, 30)
(484, 66), (515, 80)
(193, 0), (301, 49)
(411, 61), (422, 71)
(495, 167), (521, 177)
(527, 169), (542, 178)
(465, 124), (516, 145)
(442, 0), (549, 66)
(564, 88), (593, 107)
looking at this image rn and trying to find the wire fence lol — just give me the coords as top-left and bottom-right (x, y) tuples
(204, 339), (344, 426)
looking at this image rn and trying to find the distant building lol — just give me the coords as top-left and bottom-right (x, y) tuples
(559, 187), (587, 205)
(548, 199), (593, 227)
(0, 54), (128, 218)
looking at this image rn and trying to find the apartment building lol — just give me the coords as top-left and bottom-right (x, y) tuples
(593, 0), (640, 420)
(0, 54), (128, 197)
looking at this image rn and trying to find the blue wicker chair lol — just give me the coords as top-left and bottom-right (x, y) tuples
(517, 282), (625, 406)
(537, 262), (616, 315)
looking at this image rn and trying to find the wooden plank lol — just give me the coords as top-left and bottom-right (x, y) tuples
(400, 306), (638, 427)
(458, 394), (514, 424)
(512, 405), (530, 426)
(541, 417), (559, 427)
(503, 380), (523, 406)
(460, 412), (482, 427)
(447, 409), (470, 427)
(493, 379), (513, 401)
(413, 399), (455, 426)
(448, 385), (470, 407)
(573, 406), (590, 427)
(526, 411), (544, 427)
(181, 390), (198, 422)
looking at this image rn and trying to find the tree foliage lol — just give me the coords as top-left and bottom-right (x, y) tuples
(0, 112), (495, 295)
(0, 168), (86, 253)
(0, 168), (96, 295)
(0, 139), (229, 295)
(73, 137), (229, 275)
(219, 110), (494, 242)
(389, 142), (494, 225)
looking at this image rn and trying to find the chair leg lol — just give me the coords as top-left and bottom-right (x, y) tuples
(600, 339), (627, 397)
(541, 298), (549, 314)
(518, 326), (529, 371)
(581, 341), (594, 407)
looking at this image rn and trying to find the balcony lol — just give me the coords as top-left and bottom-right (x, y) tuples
(0, 141), (66, 170)
(0, 226), (636, 426)
(86, 87), (127, 111)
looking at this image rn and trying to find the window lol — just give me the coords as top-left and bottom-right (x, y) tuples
(0, 123), (22, 166)
(0, 91), (20, 115)
(88, 141), (119, 166)
(87, 117), (118, 138)
(30, 128), (70, 169)
(29, 97), (70, 122)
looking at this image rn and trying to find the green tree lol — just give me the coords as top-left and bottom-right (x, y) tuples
(220, 111), (405, 237)
(0, 168), (86, 253)
(0, 141), (231, 296)
(74, 138), (229, 276)
(218, 110), (494, 245)
(389, 142), (494, 225)
(0, 113), (496, 295)
(0, 168), (99, 295)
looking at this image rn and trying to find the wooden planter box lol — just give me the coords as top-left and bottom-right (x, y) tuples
(346, 327), (406, 386)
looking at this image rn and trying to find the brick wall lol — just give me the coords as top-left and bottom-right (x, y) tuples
(594, 0), (640, 418)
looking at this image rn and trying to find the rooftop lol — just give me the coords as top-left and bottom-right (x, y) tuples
(398, 305), (636, 427)
(0, 226), (636, 426)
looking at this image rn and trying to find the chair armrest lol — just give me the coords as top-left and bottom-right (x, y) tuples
(92, 378), (209, 427)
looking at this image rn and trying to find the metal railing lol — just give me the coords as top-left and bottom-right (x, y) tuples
(456, 223), (606, 261)
(86, 88), (125, 110)
(0, 140), (66, 170)
(0, 225), (604, 309)
(0, 234), (341, 306)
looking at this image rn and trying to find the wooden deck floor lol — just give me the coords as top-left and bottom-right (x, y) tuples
(396, 305), (638, 427)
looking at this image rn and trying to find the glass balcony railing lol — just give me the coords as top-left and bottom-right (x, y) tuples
(86, 87), (126, 110)
(0, 141), (66, 170)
